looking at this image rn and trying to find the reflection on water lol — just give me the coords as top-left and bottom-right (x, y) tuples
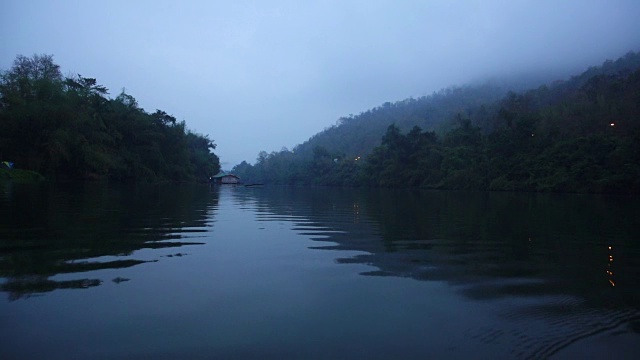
(0, 182), (217, 300)
(228, 187), (640, 358)
(1, 183), (639, 358)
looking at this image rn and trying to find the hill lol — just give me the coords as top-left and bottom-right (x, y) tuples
(234, 50), (640, 192)
(292, 83), (508, 161)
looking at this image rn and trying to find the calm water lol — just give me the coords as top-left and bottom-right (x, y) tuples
(1, 183), (639, 359)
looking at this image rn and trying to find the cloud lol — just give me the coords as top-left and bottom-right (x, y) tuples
(2, 0), (639, 166)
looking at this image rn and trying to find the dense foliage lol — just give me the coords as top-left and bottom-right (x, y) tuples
(293, 84), (509, 161)
(0, 54), (220, 181)
(234, 51), (640, 193)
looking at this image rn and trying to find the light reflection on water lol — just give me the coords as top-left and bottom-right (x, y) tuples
(1, 183), (639, 359)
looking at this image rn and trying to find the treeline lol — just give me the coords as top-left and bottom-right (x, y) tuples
(292, 83), (508, 161)
(234, 51), (640, 192)
(0, 54), (220, 181)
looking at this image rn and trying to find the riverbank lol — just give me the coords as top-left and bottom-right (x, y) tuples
(0, 168), (45, 182)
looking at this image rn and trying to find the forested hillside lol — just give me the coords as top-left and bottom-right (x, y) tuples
(0, 54), (220, 181)
(234, 51), (640, 192)
(292, 83), (508, 161)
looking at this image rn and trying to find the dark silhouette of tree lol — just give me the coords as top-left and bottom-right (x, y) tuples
(0, 54), (220, 181)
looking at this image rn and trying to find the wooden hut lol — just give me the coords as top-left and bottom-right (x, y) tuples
(210, 171), (240, 185)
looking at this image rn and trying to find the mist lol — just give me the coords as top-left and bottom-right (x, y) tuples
(2, 0), (639, 166)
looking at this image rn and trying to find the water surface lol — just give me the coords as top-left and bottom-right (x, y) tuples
(1, 183), (639, 359)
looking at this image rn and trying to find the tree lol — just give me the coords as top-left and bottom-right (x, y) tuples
(0, 54), (62, 106)
(0, 54), (221, 182)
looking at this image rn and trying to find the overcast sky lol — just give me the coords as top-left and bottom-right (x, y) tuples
(2, 1), (640, 167)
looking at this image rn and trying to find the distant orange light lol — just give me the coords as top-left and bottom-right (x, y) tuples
(610, 123), (615, 127)
(609, 279), (616, 287)
(608, 246), (612, 250)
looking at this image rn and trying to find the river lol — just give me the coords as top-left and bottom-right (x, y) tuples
(1, 183), (639, 359)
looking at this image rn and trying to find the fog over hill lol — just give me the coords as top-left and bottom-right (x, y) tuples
(232, 51), (640, 193)
(3, 1), (639, 167)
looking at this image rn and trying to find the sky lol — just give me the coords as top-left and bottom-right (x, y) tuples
(2, 1), (640, 167)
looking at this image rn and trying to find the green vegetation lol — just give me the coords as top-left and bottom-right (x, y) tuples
(234, 51), (640, 193)
(0, 54), (220, 182)
(0, 168), (45, 182)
